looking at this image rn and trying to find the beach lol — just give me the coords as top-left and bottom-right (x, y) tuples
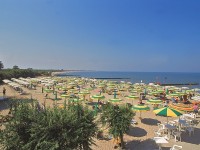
(0, 76), (200, 150)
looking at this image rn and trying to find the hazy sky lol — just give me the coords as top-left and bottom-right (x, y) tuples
(0, 0), (200, 72)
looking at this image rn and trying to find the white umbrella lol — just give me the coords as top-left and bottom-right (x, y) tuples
(181, 87), (189, 90)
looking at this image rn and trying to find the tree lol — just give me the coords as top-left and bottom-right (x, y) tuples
(101, 103), (135, 149)
(0, 61), (4, 70)
(13, 65), (19, 69)
(0, 100), (97, 150)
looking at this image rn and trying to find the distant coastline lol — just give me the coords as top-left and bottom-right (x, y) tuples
(51, 70), (95, 76)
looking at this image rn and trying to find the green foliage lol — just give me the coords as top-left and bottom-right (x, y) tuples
(100, 103), (135, 148)
(0, 61), (4, 70)
(0, 101), (97, 150)
(0, 69), (54, 83)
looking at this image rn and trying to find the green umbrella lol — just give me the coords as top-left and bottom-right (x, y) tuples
(44, 89), (53, 93)
(126, 95), (139, 99)
(54, 91), (58, 100)
(61, 87), (67, 91)
(167, 93), (180, 97)
(60, 94), (70, 100)
(165, 89), (169, 94)
(91, 94), (105, 99)
(91, 94), (105, 103)
(78, 90), (90, 100)
(153, 107), (183, 122)
(129, 89), (138, 94)
(176, 92), (185, 96)
(147, 99), (162, 104)
(108, 98), (122, 103)
(132, 104), (150, 111)
(125, 95), (139, 104)
(149, 91), (161, 95)
(132, 104), (150, 118)
(85, 87), (94, 91)
(69, 98), (84, 103)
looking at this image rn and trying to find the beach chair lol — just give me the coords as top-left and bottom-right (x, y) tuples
(154, 128), (164, 137)
(131, 119), (137, 125)
(186, 126), (194, 136)
(172, 131), (181, 142)
(158, 123), (167, 134)
(170, 144), (182, 150)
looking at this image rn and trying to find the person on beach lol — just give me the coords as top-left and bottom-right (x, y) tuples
(172, 97), (176, 103)
(164, 100), (168, 107)
(45, 93), (48, 99)
(3, 87), (6, 98)
(172, 97), (178, 103)
(193, 103), (199, 114)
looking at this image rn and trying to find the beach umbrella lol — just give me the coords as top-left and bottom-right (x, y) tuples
(132, 104), (150, 118)
(125, 95), (139, 104)
(108, 98), (122, 103)
(147, 99), (162, 104)
(193, 88), (200, 92)
(186, 89), (193, 93)
(147, 99), (163, 110)
(182, 87), (189, 90)
(129, 89), (138, 94)
(156, 89), (165, 93)
(153, 107), (183, 122)
(69, 89), (79, 94)
(108, 90), (123, 104)
(54, 91), (58, 100)
(149, 91), (161, 95)
(167, 93), (180, 97)
(176, 92), (186, 96)
(60, 94), (70, 100)
(168, 103), (194, 112)
(119, 87), (127, 91)
(61, 87), (67, 91)
(78, 90), (90, 100)
(143, 88), (147, 95)
(85, 87), (94, 91)
(191, 96), (200, 100)
(69, 98), (84, 104)
(126, 95), (139, 99)
(165, 88), (169, 94)
(114, 90), (117, 99)
(44, 89), (53, 93)
(91, 94), (105, 103)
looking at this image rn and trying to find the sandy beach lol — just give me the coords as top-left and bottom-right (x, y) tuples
(0, 77), (200, 150)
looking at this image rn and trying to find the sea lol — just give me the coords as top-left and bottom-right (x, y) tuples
(60, 71), (200, 89)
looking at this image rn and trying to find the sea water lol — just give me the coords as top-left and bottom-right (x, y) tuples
(62, 71), (200, 88)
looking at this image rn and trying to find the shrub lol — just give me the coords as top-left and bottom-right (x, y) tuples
(0, 101), (97, 150)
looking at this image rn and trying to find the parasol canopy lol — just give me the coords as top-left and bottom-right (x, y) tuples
(153, 107), (183, 117)
(132, 104), (150, 118)
(147, 99), (162, 104)
(168, 103), (194, 112)
(108, 98), (122, 103)
(90, 94), (105, 103)
(126, 95), (139, 99)
(132, 104), (150, 111)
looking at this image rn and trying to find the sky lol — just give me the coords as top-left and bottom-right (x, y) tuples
(0, 0), (200, 72)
